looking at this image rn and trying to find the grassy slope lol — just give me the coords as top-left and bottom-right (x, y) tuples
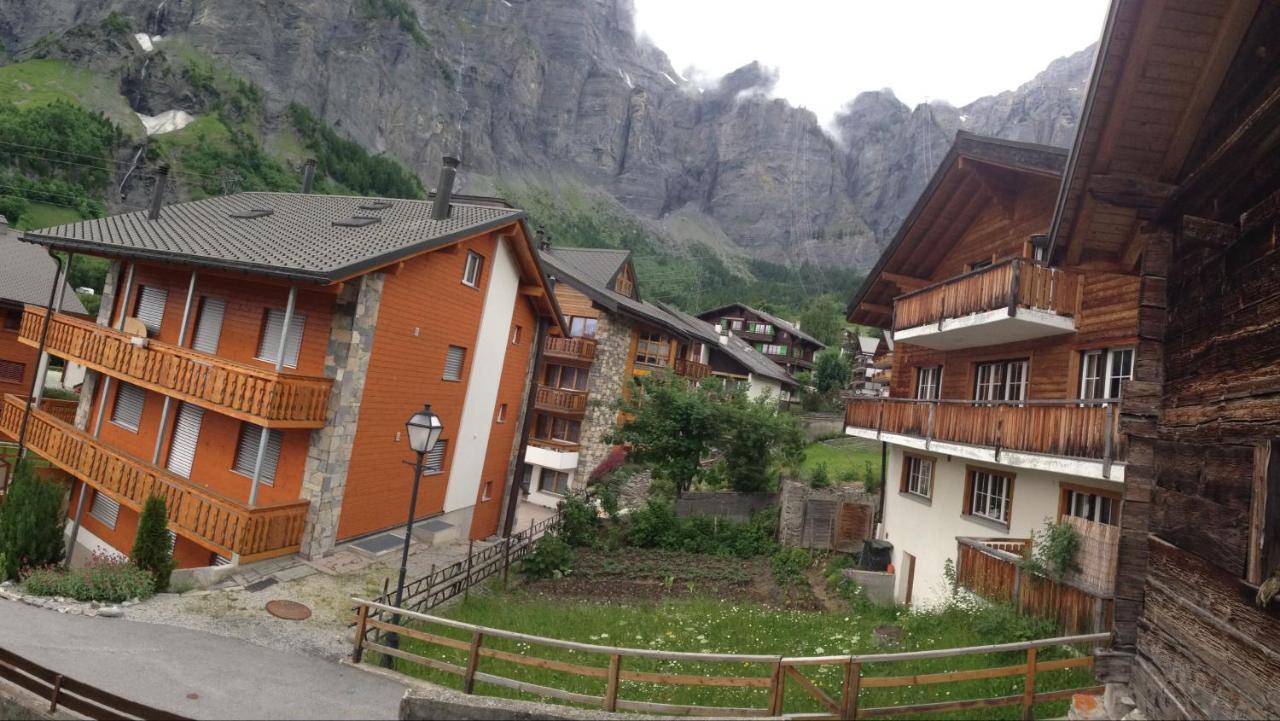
(390, 592), (1090, 718)
(14, 202), (82, 230)
(801, 437), (881, 481)
(0, 59), (143, 137)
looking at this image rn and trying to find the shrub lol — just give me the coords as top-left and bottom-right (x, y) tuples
(0, 459), (67, 580)
(131, 496), (176, 593)
(808, 462), (831, 489)
(22, 552), (155, 603)
(625, 500), (680, 549)
(770, 547), (814, 588)
(558, 495), (599, 548)
(521, 536), (575, 580)
(862, 460), (881, 492)
(624, 501), (779, 558)
(1020, 520), (1082, 580)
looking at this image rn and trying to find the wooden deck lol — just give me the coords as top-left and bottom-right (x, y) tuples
(542, 336), (597, 363)
(893, 259), (1082, 332)
(0, 394), (309, 561)
(533, 386), (588, 415)
(673, 358), (712, 381)
(20, 306), (333, 429)
(845, 397), (1123, 465)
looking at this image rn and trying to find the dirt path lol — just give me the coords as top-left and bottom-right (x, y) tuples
(806, 567), (843, 612)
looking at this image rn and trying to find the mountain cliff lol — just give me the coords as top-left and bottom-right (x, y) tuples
(0, 0), (1093, 274)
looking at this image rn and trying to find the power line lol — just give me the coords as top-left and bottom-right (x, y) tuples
(0, 190), (149, 212)
(0, 139), (236, 182)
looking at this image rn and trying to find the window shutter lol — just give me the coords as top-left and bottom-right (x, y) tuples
(166, 403), (204, 479)
(0, 360), (24, 384)
(111, 383), (146, 431)
(234, 423), (283, 485)
(425, 440), (447, 474)
(256, 310), (306, 368)
(444, 346), (465, 381)
(134, 286), (168, 335)
(191, 297), (226, 355)
(89, 492), (121, 529)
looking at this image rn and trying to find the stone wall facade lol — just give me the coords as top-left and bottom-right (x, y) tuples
(298, 273), (384, 559)
(572, 311), (633, 489)
(779, 479), (877, 549)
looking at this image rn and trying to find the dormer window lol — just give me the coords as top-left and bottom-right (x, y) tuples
(229, 208), (274, 219)
(332, 216), (381, 228)
(358, 201), (393, 211)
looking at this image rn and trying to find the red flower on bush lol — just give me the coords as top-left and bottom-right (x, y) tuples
(589, 446), (628, 482)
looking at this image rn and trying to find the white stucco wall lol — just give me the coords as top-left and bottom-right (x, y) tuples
(747, 374), (782, 402)
(442, 239), (518, 513)
(880, 444), (1123, 609)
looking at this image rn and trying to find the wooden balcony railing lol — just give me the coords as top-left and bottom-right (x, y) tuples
(956, 536), (1114, 634)
(20, 306), (332, 428)
(534, 385), (588, 414)
(1, 394), (309, 562)
(892, 259), (1083, 332)
(542, 336), (597, 362)
(673, 358), (711, 381)
(845, 397), (1123, 472)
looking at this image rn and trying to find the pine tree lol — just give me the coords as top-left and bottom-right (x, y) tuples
(131, 495), (176, 593)
(0, 459), (67, 580)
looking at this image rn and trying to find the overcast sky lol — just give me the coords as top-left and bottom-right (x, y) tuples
(633, 0), (1110, 123)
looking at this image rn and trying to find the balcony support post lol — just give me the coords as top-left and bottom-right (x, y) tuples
(1008, 259), (1022, 317)
(249, 286), (296, 507)
(1102, 403), (1115, 479)
(152, 271), (198, 465)
(92, 263), (135, 438)
(29, 253), (74, 415)
(16, 253), (68, 460)
(925, 401), (936, 450)
(63, 481), (89, 569)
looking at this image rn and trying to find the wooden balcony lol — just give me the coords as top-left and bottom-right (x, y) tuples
(673, 358), (711, 381)
(533, 385), (588, 415)
(20, 306), (332, 428)
(845, 397), (1124, 475)
(542, 336), (597, 363)
(892, 259), (1082, 350)
(0, 394), (309, 562)
(956, 535), (1114, 634)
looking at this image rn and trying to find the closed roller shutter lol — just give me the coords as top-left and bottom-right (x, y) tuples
(256, 309), (306, 368)
(111, 383), (145, 431)
(89, 492), (120, 529)
(134, 286), (168, 335)
(166, 403), (204, 479)
(425, 440), (447, 474)
(233, 423), (283, 486)
(443, 346), (466, 381)
(191, 297), (226, 355)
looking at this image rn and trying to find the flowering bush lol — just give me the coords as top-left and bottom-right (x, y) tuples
(22, 551), (155, 603)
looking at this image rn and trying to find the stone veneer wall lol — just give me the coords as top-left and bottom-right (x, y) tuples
(298, 273), (384, 559)
(572, 312), (633, 489)
(73, 260), (121, 430)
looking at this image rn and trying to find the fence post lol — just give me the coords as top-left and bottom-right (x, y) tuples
(1012, 563), (1023, 611)
(48, 674), (63, 713)
(352, 603), (369, 664)
(767, 659), (786, 716)
(464, 540), (474, 601)
(1022, 646), (1038, 720)
(501, 536), (512, 590)
(1102, 403), (1114, 479)
(463, 630), (484, 694)
(605, 654), (622, 712)
(842, 660), (861, 720)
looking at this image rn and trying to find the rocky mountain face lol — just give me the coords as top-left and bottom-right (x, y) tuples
(0, 0), (1094, 269)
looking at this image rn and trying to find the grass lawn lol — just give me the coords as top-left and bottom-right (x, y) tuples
(14, 202), (83, 231)
(0, 59), (144, 136)
(802, 436), (881, 481)
(384, 591), (1092, 719)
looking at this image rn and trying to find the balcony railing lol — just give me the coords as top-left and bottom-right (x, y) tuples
(673, 358), (711, 381)
(534, 386), (588, 414)
(20, 306), (332, 428)
(845, 397), (1123, 471)
(1, 394), (309, 562)
(956, 535), (1114, 634)
(892, 259), (1082, 332)
(528, 438), (581, 453)
(542, 336), (597, 362)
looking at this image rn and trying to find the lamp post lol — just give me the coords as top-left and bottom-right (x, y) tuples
(383, 403), (444, 665)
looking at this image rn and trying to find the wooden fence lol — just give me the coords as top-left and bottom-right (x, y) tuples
(0, 645), (189, 720)
(351, 598), (1107, 719)
(955, 537), (1114, 635)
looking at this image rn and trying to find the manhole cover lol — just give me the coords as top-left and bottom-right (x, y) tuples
(266, 600), (312, 621)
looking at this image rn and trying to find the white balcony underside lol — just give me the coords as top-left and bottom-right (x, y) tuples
(845, 425), (1124, 483)
(524, 444), (579, 471)
(895, 308), (1075, 350)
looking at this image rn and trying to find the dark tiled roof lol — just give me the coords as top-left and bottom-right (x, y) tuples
(545, 247), (631, 292)
(0, 223), (88, 313)
(20, 192), (524, 283)
(697, 302), (826, 348)
(655, 301), (793, 386)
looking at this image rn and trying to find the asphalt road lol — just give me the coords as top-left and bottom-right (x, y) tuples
(0, 601), (407, 719)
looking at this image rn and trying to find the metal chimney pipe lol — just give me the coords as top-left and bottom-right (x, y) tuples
(301, 159), (317, 194)
(431, 155), (461, 221)
(147, 165), (170, 221)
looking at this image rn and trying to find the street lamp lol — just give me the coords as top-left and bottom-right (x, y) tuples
(384, 403), (443, 663)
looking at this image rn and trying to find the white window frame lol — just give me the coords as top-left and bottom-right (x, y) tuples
(463, 251), (484, 288)
(969, 470), (1012, 525)
(903, 455), (933, 499)
(542, 470), (570, 496)
(974, 360), (1028, 402)
(496, 404), (508, 423)
(1064, 488), (1119, 526)
(915, 366), (941, 400)
(1079, 348), (1134, 400)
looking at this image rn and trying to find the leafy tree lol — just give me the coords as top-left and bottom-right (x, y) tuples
(0, 460), (66, 579)
(608, 372), (724, 498)
(798, 296), (845, 347)
(813, 348), (852, 395)
(720, 395), (806, 493)
(131, 495), (176, 592)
